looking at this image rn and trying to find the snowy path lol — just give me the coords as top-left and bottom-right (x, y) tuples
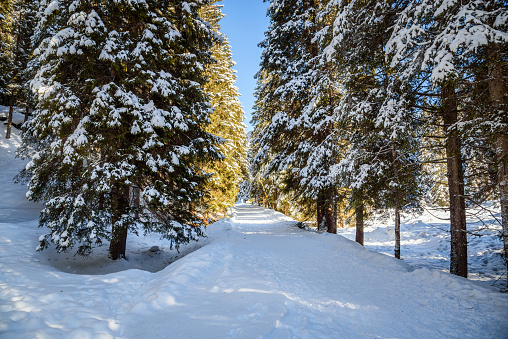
(149, 204), (507, 339)
(3, 201), (508, 338)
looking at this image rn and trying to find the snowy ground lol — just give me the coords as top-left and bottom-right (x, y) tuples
(0, 105), (26, 127)
(336, 206), (507, 289)
(1, 124), (508, 338)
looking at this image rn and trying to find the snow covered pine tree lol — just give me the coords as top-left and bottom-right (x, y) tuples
(252, 0), (339, 233)
(200, 1), (247, 219)
(2, 0), (38, 139)
(23, 0), (221, 259)
(324, 0), (423, 254)
(387, 0), (508, 278)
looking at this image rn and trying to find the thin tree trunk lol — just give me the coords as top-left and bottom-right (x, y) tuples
(488, 44), (508, 284)
(5, 96), (14, 139)
(261, 184), (268, 208)
(395, 206), (401, 259)
(316, 192), (324, 231)
(337, 198), (345, 228)
(441, 82), (467, 278)
(324, 188), (337, 234)
(132, 185), (140, 220)
(109, 185), (130, 260)
(355, 204), (364, 246)
(391, 144), (401, 259)
(497, 135), (508, 286)
(333, 199), (338, 230)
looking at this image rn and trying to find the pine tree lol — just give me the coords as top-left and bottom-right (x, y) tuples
(387, 0), (508, 278)
(22, 0), (221, 259)
(323, 0), (424, 249)
(0, 0), (14, 103)
(482, 2), (508, 286)
(200, 2), (247, 219)
(3, 0), (37, 139)
(388, 0), (466, 276)
(252, 0), (340, 233)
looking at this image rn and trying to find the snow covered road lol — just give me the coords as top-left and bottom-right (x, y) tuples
(2, 201), (508, 338)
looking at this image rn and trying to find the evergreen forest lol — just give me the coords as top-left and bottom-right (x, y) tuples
(0, 0), (507, 284)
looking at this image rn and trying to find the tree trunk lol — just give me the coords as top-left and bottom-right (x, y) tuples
(497, 135), (508, 286)
(132, 185), (140, 220)
(5, 96), (14, 139)
(316, 192), (325, 231)
(355, 204), (364, 246)
(109, 185), (130, 260)
(317, 188), (337, 233)
(110, 222), (128, 260)
(324, 188), (337, 234)
(395, 206), (401, 259)
(441, 82), (467, 278)
(488, 44), (508, 284)
(391, 143), (401, 259)
(337, 198), (346, 228)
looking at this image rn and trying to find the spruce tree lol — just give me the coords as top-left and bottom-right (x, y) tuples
(23, 0), (221, 259)
(200, 2), (247, 218)
(387, 0), (508, 277)
(324, 0), (424, 248)
(482, 2), (508, 286)
(252, 0), (340, 233)
(387, 0), (467, 276)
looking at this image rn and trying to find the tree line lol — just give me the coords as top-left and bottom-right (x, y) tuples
(250, 0), (507, 280)
(0, 0), (247, 259)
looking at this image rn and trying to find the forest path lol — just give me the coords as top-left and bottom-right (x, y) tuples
(121, 203), (508, 338)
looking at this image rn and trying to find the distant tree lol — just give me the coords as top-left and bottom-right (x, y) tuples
(0, 0), (14, 104)
(2, 0), (37, 139)
(21, 0), (221, 259)
(237, 181), (251, 203)
(200, 2), (247, 218)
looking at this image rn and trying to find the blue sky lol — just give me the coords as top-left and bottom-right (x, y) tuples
(218, 0), (269, 131)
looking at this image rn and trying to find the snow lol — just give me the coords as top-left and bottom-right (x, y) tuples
(0, 105), (26, 127)
(337, 207), (507, 287)
(1, 125), (508, 338)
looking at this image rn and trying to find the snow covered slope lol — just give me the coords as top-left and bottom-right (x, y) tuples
(336, 206), (506, 288)
(1, 125), (507, 338)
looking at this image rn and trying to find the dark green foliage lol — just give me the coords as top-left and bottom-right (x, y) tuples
(21, 0), (221, 257)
